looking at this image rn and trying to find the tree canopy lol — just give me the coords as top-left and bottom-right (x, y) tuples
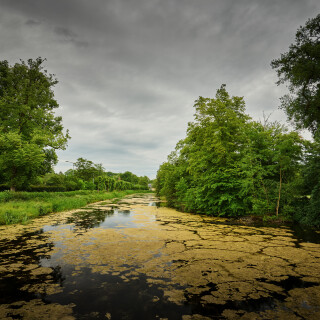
(0, 58), (70, 190)
(157, 86), (306, 219)
(271, 13), (320, 137)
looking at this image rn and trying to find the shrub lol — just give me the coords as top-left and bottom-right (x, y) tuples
(0, 184), (10, 192)
(29, 185), (67, 192)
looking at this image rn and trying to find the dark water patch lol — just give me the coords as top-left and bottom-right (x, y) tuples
(46, 267), (192, 320)
(99, 209), (138, 229)
(259, 276), (319, 292)
(0, 229), (63, 305)
(0, 263), (65, 305)
(291, 223), (320, 245)
(61, 208), (140, 231)
(0, 230), (52, 264)
(65, 209), (115, 230)
(186, 293), (281, 318)
(0, 276), (37, 304)
(1, 194), (319, 319)
(184, 276), (320, 318)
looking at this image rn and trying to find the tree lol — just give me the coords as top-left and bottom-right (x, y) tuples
(0, 132), (45, 190)
(138, 176), (150, 188)
(74, 157), (102, 182)
(271, 14), (320, 137)
(242, 121), (304, 217)
(156, 85), (305, 218)
(272, 14), (320, 226)
(0, 58), (69, 191)
(295, 139), (320, 227)
(157, 85), (252, 216)
(180, 85), (252, 216)
(120, 171), (139, 184)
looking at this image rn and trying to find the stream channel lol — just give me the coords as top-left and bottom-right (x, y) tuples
(0, 193), (320, 319)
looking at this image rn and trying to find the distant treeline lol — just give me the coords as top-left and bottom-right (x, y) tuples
(0, 157), (151, 192)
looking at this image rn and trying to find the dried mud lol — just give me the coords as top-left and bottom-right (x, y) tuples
(0, 194), (319, 319)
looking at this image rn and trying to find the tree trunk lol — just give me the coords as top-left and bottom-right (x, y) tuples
(276, 166), (282, 217)
(10, 166), (17, 192)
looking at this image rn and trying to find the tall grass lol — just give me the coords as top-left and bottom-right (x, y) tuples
(0, 190), (149, 225)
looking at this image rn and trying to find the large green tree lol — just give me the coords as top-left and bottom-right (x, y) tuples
(0, 58), (69, 191)
(271, 13), (320, 137)
(120, 171), (139, 184)
(74, 157), (105, 182)
(272, 14), (320, 226)
(157, 86), (305, 218)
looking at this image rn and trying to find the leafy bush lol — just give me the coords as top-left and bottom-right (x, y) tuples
(29, 185), (67, 192)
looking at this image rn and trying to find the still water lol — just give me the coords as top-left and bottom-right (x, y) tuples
(0, 194), (320, 319)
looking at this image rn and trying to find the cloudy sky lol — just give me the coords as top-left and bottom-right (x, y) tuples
(0, 0), (319, 178)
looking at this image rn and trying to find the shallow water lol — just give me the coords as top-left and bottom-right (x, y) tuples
(0, 193), (320, 319)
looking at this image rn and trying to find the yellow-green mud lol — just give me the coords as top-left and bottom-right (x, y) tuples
(0, 194), (319, 319)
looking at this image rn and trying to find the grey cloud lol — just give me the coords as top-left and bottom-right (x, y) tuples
(54, 26), (89, 47)
(54, 26), (77, 38)
(25, 19), (41, 26)
(1, 0), (320, 178)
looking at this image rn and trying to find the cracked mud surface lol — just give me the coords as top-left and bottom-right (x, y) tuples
(0, 193), (320, 319)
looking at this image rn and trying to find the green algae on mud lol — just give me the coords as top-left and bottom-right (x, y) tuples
(0, 194), (320, 319)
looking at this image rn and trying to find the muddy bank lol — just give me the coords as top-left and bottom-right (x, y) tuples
(0, 194), (320, 319)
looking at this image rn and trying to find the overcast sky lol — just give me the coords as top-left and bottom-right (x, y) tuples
(1, 0), (319, 178)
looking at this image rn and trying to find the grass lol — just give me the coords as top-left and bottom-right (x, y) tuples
(0, 190), (150, 225)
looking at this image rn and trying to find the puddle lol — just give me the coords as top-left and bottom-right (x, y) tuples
(0, 193), (320, 319)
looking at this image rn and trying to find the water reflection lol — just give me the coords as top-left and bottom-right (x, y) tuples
(59, 208), (139, 231)
(66, 209), (115, 230)
(0, 229), (64, 305)
(0, 194), (319, 320)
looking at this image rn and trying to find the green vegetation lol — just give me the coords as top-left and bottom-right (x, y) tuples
(0, 59), (151, 226)
(0, 162), (150, 193)
(0, 157), (151, 226)
(0, 58), (70, 192)
(1, 14), (319, 228)
(271, 13), (320, 136)
(156, 85), (319, 227)
(0, 190), (148, 225)
(156, 86), (306, 220)
(0, 59), (151, 194)
(156, 14), (320, 228)
(271, 13), (320, 227)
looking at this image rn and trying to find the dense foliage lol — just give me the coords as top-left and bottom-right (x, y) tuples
(0, 155), (150, 193)
(270, 14), (320, 227)
(157, 14), (320, 227)
(0, 58), (70, 191)
(156, 86), (320, 225)
(271, 13), (320, 137)
(0, 57), (150, 194)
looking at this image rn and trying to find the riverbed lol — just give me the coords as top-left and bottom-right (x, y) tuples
(0, 193), (320, 319)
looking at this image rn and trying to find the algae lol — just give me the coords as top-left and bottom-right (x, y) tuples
(0, 193), (319, 319)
